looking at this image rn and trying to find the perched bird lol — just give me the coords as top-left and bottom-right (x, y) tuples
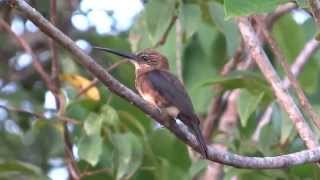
(94, 47), (208, 158)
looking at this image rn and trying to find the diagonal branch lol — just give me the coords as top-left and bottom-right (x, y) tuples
(49, 0), (60, 91)
(253, 37), (320, 142)
(237, 17), (318, 149)
(308, 0), (320, 28)
(153, 15), (178, 48)
(0, 18), (58, 94)
(259, 17), (320, 129)
(7, 0), (320, 168)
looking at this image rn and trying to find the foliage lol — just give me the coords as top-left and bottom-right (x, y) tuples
(0, 0), (319, 179)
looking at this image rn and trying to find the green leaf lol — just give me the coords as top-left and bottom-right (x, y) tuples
(280, 109), (294, 144)
(145, 0), (176, 42)
(289, 163), (320, 179)
(112, 133), (143, 180)
(184, 37), (217, 113)
(180, 4), (202, 39)
(224, 0), (289, 18)
(84, 113), (100, 135)
(209, 2), (240, 56)
(188, 160), (208, 178)
(78, 134), (103, 166)
(0, 161), (42, 176)
(100, 104), (120, 127)
(257, 116), (281, 155)
(200, 71), (273, 102)
(83, 104), (120, 135)
(149, 129), (191, 171)
(273, 14), (319, 94)
(273, 15), (305, 62)
(295, 0), (308, 8)
(237, 90), (264, 127)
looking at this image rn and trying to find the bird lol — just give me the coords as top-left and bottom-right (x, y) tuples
(93, 46), (208, 158)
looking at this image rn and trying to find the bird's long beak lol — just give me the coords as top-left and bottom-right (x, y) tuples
(93, 46), (137, 61)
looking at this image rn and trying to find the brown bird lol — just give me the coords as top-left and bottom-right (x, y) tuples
(94, 47), (208, 158)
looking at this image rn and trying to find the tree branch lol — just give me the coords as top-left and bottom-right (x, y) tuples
(76, 59), (129, 98)
(0, 18), (58, 94)
(175, 17), (183, 82)
(153, 15), (177, 48)
(259, 17), (320, 129)
(237, 17), (318, 149)
(0, 104), (80, 124)
(7, 0), (320, 168)
(308, 0), (320, 28)
(253, 38), (320, 142)
(266, 2), (297, 29)
(49, 0), (60, 91)
(202, 46), (243, 140)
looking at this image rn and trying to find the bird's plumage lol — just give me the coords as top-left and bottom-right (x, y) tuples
(93, 46), (208, 158)
(146, 70), (194, 116)
(136, 69), (208, 158)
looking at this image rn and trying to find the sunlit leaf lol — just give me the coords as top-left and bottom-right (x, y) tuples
(78, 134), (103, 166)
(224, 0), (289, 18)
(200, 71), (273, 103)
(84, 113), (101, 135)
(180, 4), (202, 39)
(112, 133), (143, 180)
(61, 74), (100, 101)
(100, 104), (120, 127)
(209, 2), (240, 56)
(0, 161), (42, 175)
(145, 0), (176, 43)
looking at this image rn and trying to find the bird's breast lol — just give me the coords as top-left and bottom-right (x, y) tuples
(136, 74), (167, 107)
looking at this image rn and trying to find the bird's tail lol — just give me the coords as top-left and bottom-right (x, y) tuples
(190, 121), (208, 159)
(179, 114), (208, 158)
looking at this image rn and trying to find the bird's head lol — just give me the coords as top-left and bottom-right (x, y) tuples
(93, 47), (169, 70)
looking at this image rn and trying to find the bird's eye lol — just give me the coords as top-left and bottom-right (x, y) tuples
(141, 55), (148, 61)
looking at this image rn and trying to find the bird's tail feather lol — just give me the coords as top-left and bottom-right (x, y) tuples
(189, 119), (208, 159)
(178, 114), (208, 158)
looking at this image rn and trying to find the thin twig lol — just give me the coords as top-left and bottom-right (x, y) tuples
(260, 18), (320, 129)
(153, 15), (178, 48)
(287, 38), (320, 80)
(252, 105), (274, 142)
(202, 45), (243, 140)
(253, 38), (320, 142)
(49, 0), (60, 91)
(175, 17), (183, 82)
(308, 0), (320, 28)
(0, 104), (80, 124)
(48, 1), (79, 178)
(10, 0), (320, 168)
(80, 168), (112, 178)
(57, 93), (81, 180)
(0, 18), (58, 94)
(76, 59), (129, 98)
(265, 2), (298, 29)
(237, 17), (318, 149)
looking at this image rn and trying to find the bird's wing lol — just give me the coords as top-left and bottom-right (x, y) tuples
(146, 70), (195, 116)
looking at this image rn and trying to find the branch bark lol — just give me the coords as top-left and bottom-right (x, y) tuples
(237, 17), (318, 149)
(253, 38), (320, 142)
(7, 0), (320, 169)
(309, 0), (320, 28)
(0, 18), (58, 94)
(259, 18), (320, 129)
(49, 0), (60, 91)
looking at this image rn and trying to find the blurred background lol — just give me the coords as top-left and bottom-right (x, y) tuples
(0, 0), (320, 179)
